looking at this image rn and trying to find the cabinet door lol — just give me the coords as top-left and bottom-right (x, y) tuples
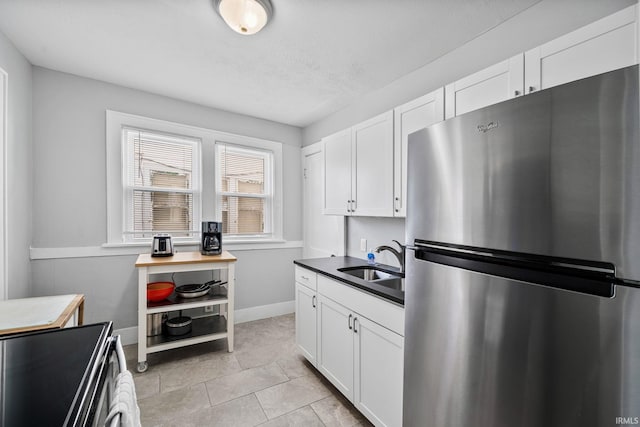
(393, 89), (444, 217)
(354, 315), (404, 427)
(295, 282), (317, 366)
(302, 143), (345, 257)
(317, 294), (355, 400)
(445, 54), (524, 119)
(351, 111), (394, 217)
(525, 5), (637, 94)
(323, 129), (352, 215)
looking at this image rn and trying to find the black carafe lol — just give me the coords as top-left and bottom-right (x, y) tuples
(201, 221), (222, 255)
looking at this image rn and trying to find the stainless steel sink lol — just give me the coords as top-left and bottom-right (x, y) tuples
(338, 266), (403, 282)
(375, 277), (405, 292)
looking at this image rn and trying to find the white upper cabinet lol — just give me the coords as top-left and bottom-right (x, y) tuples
(323, 129), (352, 215)
(393, 88), (445, 217)
(323, 111), (394, 217)
(351, 111), (394, 217)
(525, 5), (638, 94)
(445, 54), (524, 119)
(445, 5), (638, 119)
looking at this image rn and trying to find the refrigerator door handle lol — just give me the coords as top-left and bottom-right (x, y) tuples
(413, 240), (617, 298)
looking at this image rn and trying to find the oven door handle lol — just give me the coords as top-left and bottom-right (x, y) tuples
(114, 335), (127, 372)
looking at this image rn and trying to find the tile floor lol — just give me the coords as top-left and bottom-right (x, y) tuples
(124, 313), (373, 427)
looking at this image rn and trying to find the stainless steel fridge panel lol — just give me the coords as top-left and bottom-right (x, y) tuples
(403, 255), (640, 427)
(407, 66), (640, 281)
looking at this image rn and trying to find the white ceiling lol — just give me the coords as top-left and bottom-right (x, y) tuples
(0, 0), (540, 127)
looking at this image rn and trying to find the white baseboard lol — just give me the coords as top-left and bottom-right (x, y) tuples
(114, 300), (295, 346)
(115, 326), (139, 346)
(234, 300), (295, 324)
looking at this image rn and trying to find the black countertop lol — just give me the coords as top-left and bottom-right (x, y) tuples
(294, 256), (404, 305)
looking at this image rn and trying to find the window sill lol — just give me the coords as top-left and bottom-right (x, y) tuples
(29, 240), (304, 260)
(101, 238), (290, 249)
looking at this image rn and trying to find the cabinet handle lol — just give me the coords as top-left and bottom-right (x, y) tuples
(352, 199), (356, 212)
(353, 317), (359, 333)
(312, 295), (316, 308)
(347, 200), (351, 213)
(301, 275), (309, 281)
(348, 314), (353, 330)
(529, 86), (535, 93)
(514, 90), (521, 96)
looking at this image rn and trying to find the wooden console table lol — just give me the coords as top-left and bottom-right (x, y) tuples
(0, 294), (85, 336)
(134, 251), (237, 373)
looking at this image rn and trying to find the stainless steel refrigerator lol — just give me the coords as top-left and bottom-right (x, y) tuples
(404, 65), (640, 427)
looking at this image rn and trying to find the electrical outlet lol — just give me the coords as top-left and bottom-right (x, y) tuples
(360, 238), (367, 252)
(204, 306), (214, 313)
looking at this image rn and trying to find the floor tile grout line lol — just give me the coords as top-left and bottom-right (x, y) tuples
(308, 403), (329, 427)
(207, 376), (290, 408)
(252, 392), (270, 426)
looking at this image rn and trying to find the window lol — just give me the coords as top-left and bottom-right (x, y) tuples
(216, 143), (273, 237)
(122, 129), (200, 241)
(106, 111), (283, 246)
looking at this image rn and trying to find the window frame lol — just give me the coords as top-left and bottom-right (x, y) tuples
(122, 127), (201, 243)
(106, 111), (283, 246)
(212, 133), (283, 244)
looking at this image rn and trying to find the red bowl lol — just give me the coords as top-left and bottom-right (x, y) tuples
(147, 282), (175, 302)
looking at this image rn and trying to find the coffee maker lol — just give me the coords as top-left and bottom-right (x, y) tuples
(201, 221), (222, 255)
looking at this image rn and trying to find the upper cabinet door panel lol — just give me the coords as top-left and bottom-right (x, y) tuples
(445, 54), (524, 119)
(525, 5), (638, 93)
(351, 111), (394, 217)
(323, 129), (352, 215)
(393, 88), (445, 217)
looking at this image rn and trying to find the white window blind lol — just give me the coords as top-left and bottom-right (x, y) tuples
(216, 143), (273, 237)
(123, 128), (200, 241)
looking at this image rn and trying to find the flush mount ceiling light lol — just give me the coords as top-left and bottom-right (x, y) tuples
(214, 0), (273, 35)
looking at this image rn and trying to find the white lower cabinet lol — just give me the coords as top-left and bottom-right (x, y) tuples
(295, 267), (318, 365)
(295, 282), (318, 366)
(295, 269), (405, 426)
(317, 294), (355, 399)
(316, 292), (404, 427)
(354, 315), (404, 427)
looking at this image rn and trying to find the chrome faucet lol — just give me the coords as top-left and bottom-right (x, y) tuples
(374, 240), (406, 274)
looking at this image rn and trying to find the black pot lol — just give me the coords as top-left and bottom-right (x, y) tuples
(165, 316), (192, 336)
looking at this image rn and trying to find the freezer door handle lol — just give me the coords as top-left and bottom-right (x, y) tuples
(413, 240), (617, 298)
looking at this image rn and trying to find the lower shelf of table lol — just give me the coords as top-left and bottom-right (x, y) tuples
(145, 315), (227, 353)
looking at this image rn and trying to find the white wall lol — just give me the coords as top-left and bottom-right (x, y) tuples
(30, 67), (302, 329)
(346, 217), (405, 267)
(0, 30), (32, 299)
(302, 0), (635, 145)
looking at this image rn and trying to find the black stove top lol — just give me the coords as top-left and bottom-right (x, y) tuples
(1, 323), (112, 426)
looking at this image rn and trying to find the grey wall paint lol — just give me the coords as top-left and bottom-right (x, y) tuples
(31, 248), (300, 329)
(32, 67), (302, 247)
(0, 30), (32, 298)
(30, 67), (302, 328)
(302, 0), (635, 145)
